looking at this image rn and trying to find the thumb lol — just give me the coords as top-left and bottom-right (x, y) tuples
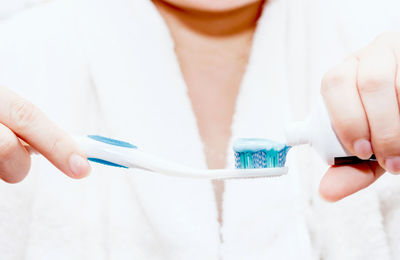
(319, 162), (385, 202)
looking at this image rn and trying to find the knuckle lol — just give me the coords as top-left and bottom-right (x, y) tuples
(358, 75), (391, 94)
(9, 100), (37, 132)
(48, 134), (64, 155)
(376, 32), (400, 44)
(321, 69), (346, 96)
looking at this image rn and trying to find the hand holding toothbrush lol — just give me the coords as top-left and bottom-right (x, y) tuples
(0, 86), (283, 182)
(0, 85), (91, 183)
(320, 32), (400, 201)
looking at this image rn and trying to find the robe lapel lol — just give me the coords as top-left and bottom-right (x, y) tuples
(222, 1), (313, 259)
(79, 0), (220, 259)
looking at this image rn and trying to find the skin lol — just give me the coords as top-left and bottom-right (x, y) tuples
(0, 0), (398, 206)
(0, 86), (90, 182)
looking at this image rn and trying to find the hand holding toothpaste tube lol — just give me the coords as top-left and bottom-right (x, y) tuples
(320, 32), (400, 201)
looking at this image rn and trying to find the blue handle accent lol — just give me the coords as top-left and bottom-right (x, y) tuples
(87, 158), (128, 169)
(87, 135), (137, 149)
(86, 135), (137, 169)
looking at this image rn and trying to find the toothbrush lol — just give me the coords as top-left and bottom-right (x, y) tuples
(75, 135), (288, 180)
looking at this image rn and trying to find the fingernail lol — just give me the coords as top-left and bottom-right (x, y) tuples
(353, 139), (372, 160)
(385, 156), (400, 174)
(69, 153), (91, 178)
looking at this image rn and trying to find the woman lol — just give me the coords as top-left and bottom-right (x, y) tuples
(0, 0), (400, 259)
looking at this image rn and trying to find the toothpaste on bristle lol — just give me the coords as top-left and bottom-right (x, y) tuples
(233, 138), (291, 169)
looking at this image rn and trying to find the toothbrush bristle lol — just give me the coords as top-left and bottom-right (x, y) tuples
(225, 173), (283, 180)
(233, 138), (290, 169)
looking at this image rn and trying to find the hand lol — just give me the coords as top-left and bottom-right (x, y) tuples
(0, 85), (90, 183)
(320, 32), (400, 201)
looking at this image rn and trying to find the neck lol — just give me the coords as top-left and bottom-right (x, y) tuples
(152, 0), (265, 169)
(152, 0), (264, 92)
(152, 0), (264, 36)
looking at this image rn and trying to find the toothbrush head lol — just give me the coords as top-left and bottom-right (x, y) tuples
(233, 138), (291, 169)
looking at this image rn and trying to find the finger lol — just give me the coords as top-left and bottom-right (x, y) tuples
(356, 47), (400, 173)
(321, 58), (372, 159)
(319, 161), (385, 202)
(0, 123), (31, 183)
(0, 86), (90, 179)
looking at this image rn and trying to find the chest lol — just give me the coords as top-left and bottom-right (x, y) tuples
(173, 31), (255, 170)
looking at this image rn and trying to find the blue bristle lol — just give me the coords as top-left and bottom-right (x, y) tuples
(233, 138), (291, 169)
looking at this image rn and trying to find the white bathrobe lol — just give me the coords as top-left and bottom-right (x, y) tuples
(1, 0), (400, 259)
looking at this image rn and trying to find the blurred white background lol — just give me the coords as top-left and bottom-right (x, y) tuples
(0, 0), (47, 19)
